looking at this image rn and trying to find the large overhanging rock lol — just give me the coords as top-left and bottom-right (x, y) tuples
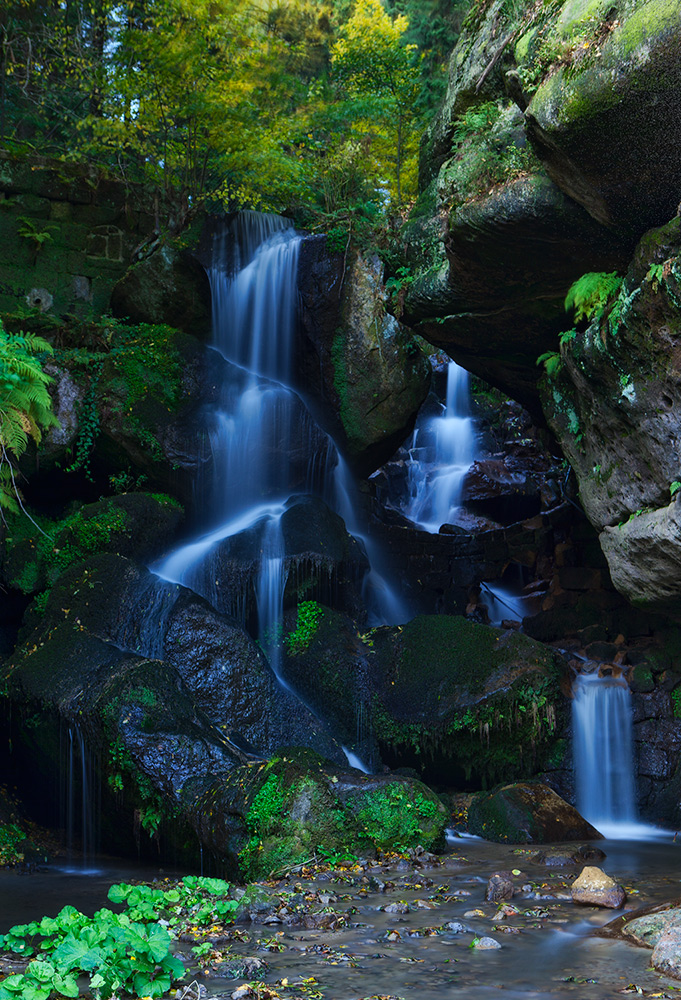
(540, 217), (681, 617)
(297, 238), (431, 475)
(404, 0), (681, 406)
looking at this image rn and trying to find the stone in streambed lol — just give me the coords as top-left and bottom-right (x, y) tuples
(571, 866), (626, 909)
(472, 936), (502, 950)
(621, 905), (681, 949)
(486, 872), (514, 902)
(468, 782), (601, 843)
(653, 926), (681, 979)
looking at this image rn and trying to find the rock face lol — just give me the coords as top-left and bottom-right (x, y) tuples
(652, 926), (681, 979)
(541, 218), (681, 617)
(110, 243), (212, 337)
(467, 782), (602, 843)
(297, 238), (431, 475)
(571, 866), (626, 909)
(404, 0), (681, 407)
(622, 905), (681, 949)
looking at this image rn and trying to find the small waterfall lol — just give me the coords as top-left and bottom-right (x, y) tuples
(61, 722), (99, 872)
(572, 674), (637, 836)
(155, 211), (408, 706)
(402, 361), (476, 532)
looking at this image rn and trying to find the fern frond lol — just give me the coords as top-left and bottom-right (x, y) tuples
(565, 271), (623, 324)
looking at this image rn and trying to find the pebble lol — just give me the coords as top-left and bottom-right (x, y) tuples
(473, 936), (502, 950)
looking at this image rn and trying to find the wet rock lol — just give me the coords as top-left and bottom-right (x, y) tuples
(468, 782), (602, 844)
(446, 921), (471, 934)
(297, 239), (430, 476)
(622, 906), (681, 949)
(110, 243), (211, 337)
(571, 866), (626, 909)
(486, 872), (515, 902)
(472, 936), (502, 950)
(652, 926), (681, 979)
(194, 495), (369, 623)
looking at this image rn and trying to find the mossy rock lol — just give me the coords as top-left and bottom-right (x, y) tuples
(467, 781), (602, 843)
(187, 748), (447, 879)
(370, 615), (568, 787)
(110, 242), (211, 338)
(0, 492), (182, 595)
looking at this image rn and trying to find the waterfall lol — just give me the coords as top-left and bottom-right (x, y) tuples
(61, 722), (99, 872)
(402, 360), (476, 532)
(155, 212), (407, 683)
(572, 673), (638, 837)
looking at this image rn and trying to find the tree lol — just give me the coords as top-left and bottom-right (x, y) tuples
(0, 321), (59, 513)
(332, 0), (421, 204)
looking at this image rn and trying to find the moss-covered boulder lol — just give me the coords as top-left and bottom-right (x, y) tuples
(297, 240), (430, 476)
(467, 782), (602, 843)
(188, 748), (447, 879)
(280, 604), (376, 764)
(370, 615), (568, 787)
(110, 242), (211, 338)
(0, 492), (183, 596)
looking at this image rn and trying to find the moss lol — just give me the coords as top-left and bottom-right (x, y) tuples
(614, 0), (681, 60)
(348, 782), (444, 851)
(284, 601), (324, 656)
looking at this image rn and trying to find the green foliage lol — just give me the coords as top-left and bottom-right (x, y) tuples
(0, 823), (27, 866)
(246, 775), (287, 836)
(355, 784), (438, 849)
(452, 101), (501, 143)
(536, 351), (562, 377)
(108, 469), (148, 494)
(671, 481), (681, 498)
(0, 905), (184, 999)
(647, 262), (666, 291)
(285, 600), (324, 655)
(107, 876), (238, 929)
(672, 687), (681, 719)
(564, 271), (623, 325)
(17, 217), (56, 255)
(0, 319), (59, 512)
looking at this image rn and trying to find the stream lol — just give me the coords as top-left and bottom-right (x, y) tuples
(2, 835), (680, 999)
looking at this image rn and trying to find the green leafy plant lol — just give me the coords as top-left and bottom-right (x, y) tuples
(17, 216), (56, 257)
(647, 262), (665, 291)
(564, 271), (623, 325)
(536, 351), (562, 377)
(0, 905), (184, 999)
(285, 600), (323, 655)
(0, 320), (59, 512)
(671, 481), (681, 498)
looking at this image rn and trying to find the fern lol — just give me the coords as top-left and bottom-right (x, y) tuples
(536, 351), (562, 377)
(564, 271), (623, 324)
(0, 319), (60, 512)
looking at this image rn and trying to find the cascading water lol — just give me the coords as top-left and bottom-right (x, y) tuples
(572, 673), (639, 837)
(155, 213), (407, 696)
(61, 722), (99, 872)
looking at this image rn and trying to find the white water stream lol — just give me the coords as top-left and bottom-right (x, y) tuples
(401, 360), (476, 531)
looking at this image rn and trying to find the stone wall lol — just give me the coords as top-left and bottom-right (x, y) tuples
(0, 152), (157, 318)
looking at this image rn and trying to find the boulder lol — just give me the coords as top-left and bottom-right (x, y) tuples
(403, 0), (681, 407)
(622, 905), (681, 949)
(110, 243), (212, 337)
(176, 495), (369, 623)
(467, 782), (602, 843)
(297, 239), (431, 476)
(28, 553), (346, 763)
(369, 616), (568, 786)
(5, 571), (447, 873)
(571, 866), (626, 909)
